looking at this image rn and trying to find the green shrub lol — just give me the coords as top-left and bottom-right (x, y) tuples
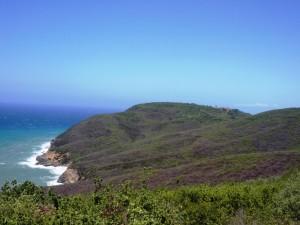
(0, 171), (300, 224)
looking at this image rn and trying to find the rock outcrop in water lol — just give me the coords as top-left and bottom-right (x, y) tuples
(36, 150), (79, 184)
(36, 151), (68, 167)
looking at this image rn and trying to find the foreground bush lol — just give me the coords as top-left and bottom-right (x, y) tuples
(0, 171), (300, 224)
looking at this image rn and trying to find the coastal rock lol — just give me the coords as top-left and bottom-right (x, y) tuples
(36, 148), (79, 185)
(36, 151), (69, 167)
(58, 168), (80, 184)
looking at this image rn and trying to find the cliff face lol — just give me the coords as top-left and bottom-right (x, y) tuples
(36, 151), (69, 167)
(48, 103), (300, 186)
(58, 168), (80, 184)
(36, 150), (80, 184)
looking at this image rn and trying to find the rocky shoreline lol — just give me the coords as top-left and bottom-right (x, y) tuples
(36, 148), (80, 185)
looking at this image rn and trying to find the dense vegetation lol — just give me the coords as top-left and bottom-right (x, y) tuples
(50, 103), (300, 186)
(1, 170), (299, 224)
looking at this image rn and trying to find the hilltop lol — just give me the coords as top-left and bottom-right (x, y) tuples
(43, 103), (300, 188)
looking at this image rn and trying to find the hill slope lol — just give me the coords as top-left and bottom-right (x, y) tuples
(48, 103), (300, 186)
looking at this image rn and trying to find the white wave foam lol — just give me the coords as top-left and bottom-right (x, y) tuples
(0, 162), (6, 165)
(18, 142), (67, 186)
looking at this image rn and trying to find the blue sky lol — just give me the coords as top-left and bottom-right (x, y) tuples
(0, 0), (299, 113)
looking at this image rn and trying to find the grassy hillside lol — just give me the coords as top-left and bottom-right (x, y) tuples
(50, 103), (300, 186)
(1, 170), (299, 224)
(2, 103), (300, 224)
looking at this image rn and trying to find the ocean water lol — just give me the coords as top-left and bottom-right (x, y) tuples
(0, 103), (112, 187)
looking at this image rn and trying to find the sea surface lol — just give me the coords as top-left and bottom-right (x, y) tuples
(0, 103), (113, 187)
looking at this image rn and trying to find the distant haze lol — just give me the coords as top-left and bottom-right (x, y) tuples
(0, 1), (299, 114)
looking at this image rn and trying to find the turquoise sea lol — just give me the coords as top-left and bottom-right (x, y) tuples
(0, 103), (112, 186)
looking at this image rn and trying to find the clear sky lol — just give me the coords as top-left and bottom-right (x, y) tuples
(0, 0), (299, 113)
